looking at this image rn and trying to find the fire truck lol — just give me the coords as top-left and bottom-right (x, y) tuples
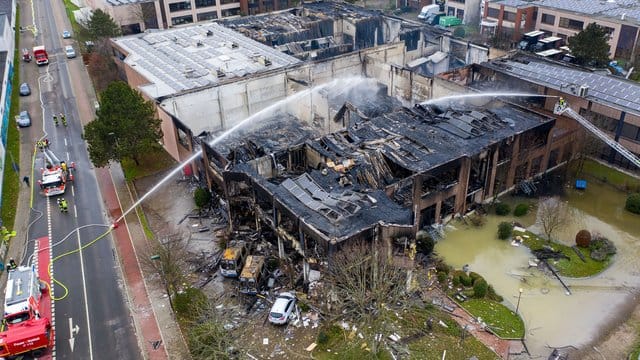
(38, 148), (74, 196)
(0, 266), (53, 358)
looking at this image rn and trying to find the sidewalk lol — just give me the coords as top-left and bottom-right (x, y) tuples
(99, 164), (190, 359)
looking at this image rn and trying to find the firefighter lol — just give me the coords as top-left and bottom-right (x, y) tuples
(60, 113), (67, 127)
(58, 198), (68, 213)
(8, 258), (17, 271)
(559, 97), (566, 107)
(61, 161), (67, 172)
(53, 114), (59, 126)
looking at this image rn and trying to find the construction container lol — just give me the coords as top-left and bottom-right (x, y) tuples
(439, 16), (462, 27)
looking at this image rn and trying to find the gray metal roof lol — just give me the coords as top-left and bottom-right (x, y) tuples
(112, 23), (301, 98)
(0, 0), (11, 23)
(492, 0), (640, 23)
(485, 56), (640, 115)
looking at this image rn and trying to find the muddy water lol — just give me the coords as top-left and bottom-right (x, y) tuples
(435, 180), (640, 357)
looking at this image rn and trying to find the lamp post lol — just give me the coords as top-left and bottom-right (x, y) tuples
(516, 288), (524, 314)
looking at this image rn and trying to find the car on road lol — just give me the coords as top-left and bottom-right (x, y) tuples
(65, 45), (76, 59)
(268, 292), (296, 325)
(19, 82), (30, 96)
(62, 30), (71, 38)
(16, 110), (31, 127)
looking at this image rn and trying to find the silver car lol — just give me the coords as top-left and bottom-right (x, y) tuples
(19, 82), (30, 96)
(16, 110), (31, 127)
(268, 292), (296, 325)
(65, 45), (76, 59)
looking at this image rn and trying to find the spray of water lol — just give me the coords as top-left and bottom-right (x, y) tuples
(421, 92), (558, 105)
(115, 76), (377, 223)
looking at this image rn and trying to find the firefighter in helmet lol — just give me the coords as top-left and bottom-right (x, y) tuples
(58, 198), (68, 213)
(559, 97), (566, 107)
(8, 258), (17, 271)
(53, 114), (59, 126)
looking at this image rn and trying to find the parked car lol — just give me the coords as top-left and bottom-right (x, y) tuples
(268, 292), (296, 325)
(21, 48), (31, 62)
(62, 30), (71, 38)
(19, 83), (30, 96)
(16, 110), (31, 127)
(65, 45), (76, 59)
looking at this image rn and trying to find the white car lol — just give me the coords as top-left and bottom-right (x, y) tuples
(65, 45), (76, 59)
(268, 292), (296, 325)
(62, 30), (71, 38)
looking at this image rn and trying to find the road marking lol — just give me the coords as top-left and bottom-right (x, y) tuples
(76, 231), (94, 359)
(67, 152), (70, 162)
(71, 185), (75, 197)
(74, 205), (77, 218)
(64, 138), (67, 146)
(68, 317), (80, 352)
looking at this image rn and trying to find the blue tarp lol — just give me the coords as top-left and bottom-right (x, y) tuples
(575, 179), (587, 190)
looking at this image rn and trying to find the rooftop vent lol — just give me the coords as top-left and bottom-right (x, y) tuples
(579, 85), (589, 97)
(206, 30), (213, 37)
(225, 41), (239, 49)
(257, 56), (272, 66)
(196, 41), (204, 47)
(216, 69), (226, 78)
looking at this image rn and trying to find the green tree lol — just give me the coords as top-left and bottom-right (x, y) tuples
(84, 81), (163, 167)
(568, 23), (610, 66)
(86, 9), (122, 39)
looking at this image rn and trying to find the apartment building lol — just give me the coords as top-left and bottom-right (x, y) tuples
(81, 0), (293, 34)
(482, 0), (640, 61)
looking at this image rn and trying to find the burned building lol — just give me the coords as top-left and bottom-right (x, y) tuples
(220, 2), (431, 61)
(197, 81), (579, 278)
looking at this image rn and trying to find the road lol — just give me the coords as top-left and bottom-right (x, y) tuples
(18, 0), (142, 359)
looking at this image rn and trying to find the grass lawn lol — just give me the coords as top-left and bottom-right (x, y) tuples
(121, 148), (177, 181)
(457, 299), (524, 339)
(313, 306), (499, 360)
(515, 229), (611, 278)
(1, 15), (21, 231)
(573, 159), (640, 192)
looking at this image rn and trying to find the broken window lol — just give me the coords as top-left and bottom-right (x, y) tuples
(529, 156), (543, 177)
(441, 195), (456, 219)
(547, 149), (559, 169)
(420, 204), (437, 228)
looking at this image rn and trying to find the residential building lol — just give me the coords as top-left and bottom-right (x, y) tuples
(482, 0), (640, 61)
(77, 0), (294, 34)
(440, 53), (640, 172)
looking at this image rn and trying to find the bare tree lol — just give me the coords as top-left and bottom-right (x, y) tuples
(183, 294), (234, 360)
(537, 197), (570, 241)
(324, 240), (407, 352)
(140, 233), (190, 310)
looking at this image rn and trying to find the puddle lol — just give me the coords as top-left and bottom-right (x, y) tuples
(435, 180), (640, 357)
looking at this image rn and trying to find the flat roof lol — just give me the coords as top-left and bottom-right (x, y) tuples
(539, 36), (562, 43)
(112, 23), (301, 98)
(492, 0), (640, 23)
(524, 30), (545, 37)
(536, 49), (563, 56)
(483, 55), (640, 116)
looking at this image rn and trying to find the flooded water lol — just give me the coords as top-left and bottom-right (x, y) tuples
(435, 180), (640, 357)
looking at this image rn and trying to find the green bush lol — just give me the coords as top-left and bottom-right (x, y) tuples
(317, 325), (341, 345)
(437, 271), (447, 283)
(473, 279), (488, 298)
(174, 287), (208, 321)
(469, 271), (482, 283)
(590, 236), (617, 261)
(625, 193), (640, 214)
(497, 222), (513, 240)
(452, 275), (461, 287)
(435, 259), (451, 274)
(495, 203), (511, 216)
(513, 203), (529, 217)
(460, 273), (473, 287)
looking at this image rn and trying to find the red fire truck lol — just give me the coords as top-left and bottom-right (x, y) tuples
(38, 149), (75, 197)
(0, 266), (53, 357)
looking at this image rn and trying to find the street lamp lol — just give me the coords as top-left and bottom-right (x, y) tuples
(515, 288), (524, 314)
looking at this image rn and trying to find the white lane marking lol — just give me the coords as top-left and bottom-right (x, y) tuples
(67, 152), (70, 162)
(76, 230), (94, 359)
(64, 138), (67, 146)
(74, 205), (77, 218)
(71, 185), (75, 197)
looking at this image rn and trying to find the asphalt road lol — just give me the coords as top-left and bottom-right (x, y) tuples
(18, 0), (142, 359)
